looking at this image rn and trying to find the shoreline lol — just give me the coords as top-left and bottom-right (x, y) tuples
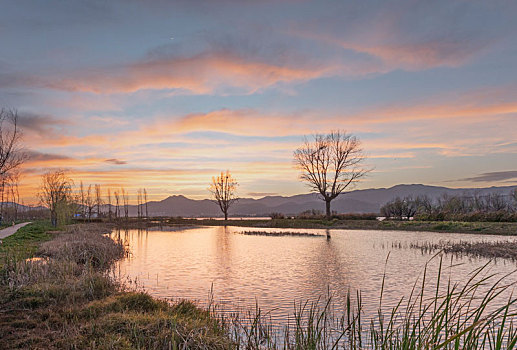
(159, 218), (517, 236)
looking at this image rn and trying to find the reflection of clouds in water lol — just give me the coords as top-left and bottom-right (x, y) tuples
(112, 226), (517, 323)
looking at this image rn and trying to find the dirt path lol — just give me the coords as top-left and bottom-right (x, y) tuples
(0, 222), (31, 240)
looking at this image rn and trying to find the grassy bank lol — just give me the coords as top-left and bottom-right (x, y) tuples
(0, 221), (55, 269)
(164, 217), (517, 235)
(0, 222), (232, 349)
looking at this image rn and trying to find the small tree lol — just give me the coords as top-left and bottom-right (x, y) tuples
(39, 170), (73, 227)
(209, 171), (238, 221)
(122, 188), (129, 221)
(294, 131), (369, 219)
(95, 184), (103, 218)
(107, 188), (112, 221)
(85, 185), (95, 221)
(0, 109), (25, 180)
(511, 189), (517, 212)
(0, 109), (26, 223)
(113, 190), (120, 220)
(144, 188), (148, 219)
(79, 181), (86, 218)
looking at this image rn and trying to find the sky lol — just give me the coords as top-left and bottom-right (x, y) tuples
(1, 0), (517, 204)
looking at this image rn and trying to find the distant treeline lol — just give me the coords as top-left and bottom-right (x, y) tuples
(270, 209), (378, 221)
(381, 189), (517, 222)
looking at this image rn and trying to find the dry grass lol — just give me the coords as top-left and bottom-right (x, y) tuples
(38, 224), (125, 269)
(240, 230), (321, 237)
(411, 239), (517, 260)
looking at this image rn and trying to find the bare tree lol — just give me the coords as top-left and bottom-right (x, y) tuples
(0, 109), (25, 224)
(113, 190), (120, 220)
(144, 188), (148, 219)
(12, 173), (20, 221)
(137, 189), (141, 219)
(209, 171), (238, 221)
(122, 188), (129, 221)
(107, 188), (112, 221)
(39, 170), (73, 227)
(294, 131), (369, 219)
(79, 181), (86, 219)
(85, 185), (95, 221)
(511, 189), (517, 212)
(95, 184), (103, 219)
(0, 109), (26, 180)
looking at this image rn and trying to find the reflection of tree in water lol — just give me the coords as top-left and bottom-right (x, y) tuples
(212, 226), (235, 288)
(303, 230), (371, 312)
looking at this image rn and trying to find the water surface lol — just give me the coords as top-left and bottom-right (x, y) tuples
(112, 226), (517, 321)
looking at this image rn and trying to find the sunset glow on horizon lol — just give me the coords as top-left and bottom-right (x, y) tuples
(1, 0), (517, 204)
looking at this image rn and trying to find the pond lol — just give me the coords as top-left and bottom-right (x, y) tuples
(111, 226), (517, 323)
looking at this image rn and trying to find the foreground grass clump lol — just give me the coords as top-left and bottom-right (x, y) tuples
(38, 225), (125, 269)
(0, 223), (233, 349)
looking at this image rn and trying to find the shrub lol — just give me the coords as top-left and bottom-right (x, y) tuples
(269, 212), (285, 219)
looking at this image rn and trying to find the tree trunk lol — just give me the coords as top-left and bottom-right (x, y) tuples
(325, 199), (332, 219)
(51, 211), (57, 227)
(224, 211), (228, 221)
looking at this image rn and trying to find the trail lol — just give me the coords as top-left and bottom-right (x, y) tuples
(0, 222), (31, 241)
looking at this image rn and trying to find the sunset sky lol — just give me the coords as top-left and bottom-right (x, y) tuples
(1, 0), (517, 204)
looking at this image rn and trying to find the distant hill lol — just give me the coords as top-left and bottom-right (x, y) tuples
(116, 184), (517, 217)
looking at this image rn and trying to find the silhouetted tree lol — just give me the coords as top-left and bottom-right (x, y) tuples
(0, 109), (25, 180)
(144, 188), (148, 218)
(79, 181), (86, 218)
(95, 184), (103, 219)
(209, 171), (238, 221)
(122, 188), (129, 221)
(85, 185), (95, 221)
(511, 189), (517, 211)
(137, 189), (142, 219)
(113, 190), (120, 220)
(294, 131), (369, 219)
(107, 188), (112, 221)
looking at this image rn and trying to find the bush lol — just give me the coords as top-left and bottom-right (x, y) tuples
(269, 212), (285, 219)
(414, 211), (517, 222)
(296, 209), (324, 219)
(332, 213), (378, 220)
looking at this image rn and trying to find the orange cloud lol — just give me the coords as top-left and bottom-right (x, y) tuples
(41, 52), (333, 95)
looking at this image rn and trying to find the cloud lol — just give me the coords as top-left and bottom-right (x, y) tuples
(289, 0), (512, 71)
(105, 158), (127, 165)
(458, 171), (517, 182)
(1, 51), (331, 95)
(17, 112), (70, 135)
(26, 150), (72, 162)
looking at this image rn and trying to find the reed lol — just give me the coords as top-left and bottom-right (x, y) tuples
(411, 239), (517, 261)
(211, 256), (517, 349)
(240, 230), (321, 237)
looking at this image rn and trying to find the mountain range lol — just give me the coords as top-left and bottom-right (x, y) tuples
(120, 184), (517, 217)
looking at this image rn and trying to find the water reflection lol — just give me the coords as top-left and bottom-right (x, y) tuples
(112, 226), (517, 322)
